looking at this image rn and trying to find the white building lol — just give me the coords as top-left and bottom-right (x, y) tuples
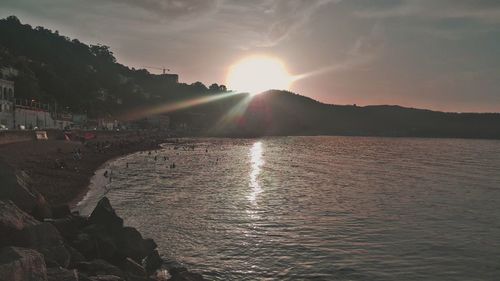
(0, 79), (15, 128)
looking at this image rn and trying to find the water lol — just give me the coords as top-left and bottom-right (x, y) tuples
(77, 136), (500, 280)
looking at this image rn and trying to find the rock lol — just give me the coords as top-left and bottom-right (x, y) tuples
(141, 239), (157, 256)
(50, 205), (71, 219)
(49, 215), (86, 241)
(0, 164), (38, 214)
(65, 245), (86, 269)
(72, 233), (95, 259)
(0, 200), (39, 246)
(0, 246), (47, 281)
(80, 225), (117, 261)
(16, 222), (71, 267)
(0, 200), (70, 267)
(88, 197), (123, 231)
(46, 267), (78, 281)
(167, 267), (205, 281)
(76, 259), (125, 279)
(142, 250), (162, 275)
(115, 227), (148, 262)
(31, 194), (53, 221)
(119, 257), (146, 278)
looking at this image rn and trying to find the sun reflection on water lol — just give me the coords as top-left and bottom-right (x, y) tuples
(248, 141), (264, 204)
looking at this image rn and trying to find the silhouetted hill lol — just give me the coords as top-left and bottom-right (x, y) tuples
(1, 15), (499, 139)
(217, 90), (500, 139)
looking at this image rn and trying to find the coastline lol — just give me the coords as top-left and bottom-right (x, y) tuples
(0, 131), (170, 207)
(0, 130), (208, 280)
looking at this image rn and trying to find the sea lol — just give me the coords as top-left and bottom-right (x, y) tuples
(76, 136), (500, 280)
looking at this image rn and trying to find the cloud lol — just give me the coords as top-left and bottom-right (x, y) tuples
(108, 0), (220, 19)
(354, 0), (500, 23)
(260, 0), (341, 46)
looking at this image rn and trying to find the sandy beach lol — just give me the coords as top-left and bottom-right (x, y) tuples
(0, 131), (171, 207)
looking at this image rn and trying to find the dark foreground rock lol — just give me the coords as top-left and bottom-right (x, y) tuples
(0, 200), (70, 267)
(0, 246), (47, 281)
(0, 196), (206, 281)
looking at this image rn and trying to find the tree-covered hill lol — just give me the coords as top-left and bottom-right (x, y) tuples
(0, 15), (226, 117)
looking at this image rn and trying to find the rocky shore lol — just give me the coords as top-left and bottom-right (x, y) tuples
(0, 131), (206, 281)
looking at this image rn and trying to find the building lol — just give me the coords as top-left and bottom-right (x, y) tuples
(0, 79), (15, 128)
(14, 99), (57, 129)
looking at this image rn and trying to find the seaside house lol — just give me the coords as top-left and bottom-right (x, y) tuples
(0, 78), (15, 128)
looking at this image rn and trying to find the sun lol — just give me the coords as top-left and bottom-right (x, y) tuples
(226, 55), (293, 95)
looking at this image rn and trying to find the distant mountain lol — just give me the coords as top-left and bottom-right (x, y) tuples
(1, 15), (500, 139)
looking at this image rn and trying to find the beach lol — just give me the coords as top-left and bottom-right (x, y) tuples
(0, 131), (169, 206)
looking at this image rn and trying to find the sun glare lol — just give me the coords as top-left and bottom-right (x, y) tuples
(226, 55), (293, 95)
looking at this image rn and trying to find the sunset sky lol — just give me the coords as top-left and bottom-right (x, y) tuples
(1, 0), (499, 112)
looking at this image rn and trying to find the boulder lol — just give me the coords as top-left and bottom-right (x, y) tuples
(79, 225), (117, 261)
(15, 222), (70, 267)
(115, 227), (148, 262)
(31, 194), (53, 221)
(65, 245), (86, 269)
(0, 200), (70, 267)
(0, 200), (39, 246)
(119, 257), (146, 278)
(0, 164), (38, 214)
(88, 197), (123, 231)
(50, 205), (72, 219)
(49, 215), (86, 241)
(0, 246), (47, 281)
(142, 250), (163, 275)
(46, 267), (78, 281)
(76, 259), (125, 279)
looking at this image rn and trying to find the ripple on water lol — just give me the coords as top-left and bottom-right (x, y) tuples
(78, 137), (500, 280)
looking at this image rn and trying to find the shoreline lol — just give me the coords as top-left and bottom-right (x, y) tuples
(0, 130), (209, 280)
(0, 131), (172, 207)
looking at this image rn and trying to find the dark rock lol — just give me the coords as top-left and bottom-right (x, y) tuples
(119, 257), (146, 278)
(72, 233), (95, 259)
(49, 215), (85, 241)
(0, 164), (39, 214)
(31, 193), (53, 221)
(0, 246), (47, 281)
(168, 267), (205, 281)
(142, 250), (162, 275)
(46, 267), (78, 281)
(51, 205), (71, 219)
(142, 239), (157, 256)
(76, 259), (125, 279)
(65, 245), (86, 269)
(81, 224), (117, 261)
(0, 200), (39, 246)
(0, 200), (70, 267)
(115, 227), (147, 262)
(15, 222), (71, 268)
(88, 197), (123, 231)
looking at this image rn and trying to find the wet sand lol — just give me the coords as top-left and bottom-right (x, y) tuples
(0, 131), (171, 207)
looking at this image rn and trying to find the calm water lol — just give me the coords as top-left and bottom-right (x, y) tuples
(77, 137), (500, 280)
